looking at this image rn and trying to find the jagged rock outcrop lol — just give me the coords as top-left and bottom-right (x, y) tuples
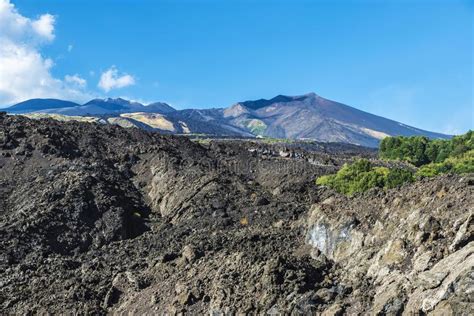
(305, 175), (474, 314)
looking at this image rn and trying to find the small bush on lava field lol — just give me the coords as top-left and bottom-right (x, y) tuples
(316, 159), (414, 195)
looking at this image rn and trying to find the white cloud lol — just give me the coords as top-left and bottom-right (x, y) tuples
(31, 13), (55, 41)
(0, 0), (54, 44)
(0, 0), (88, 105)
(65, 74), (86, 88)
(67, 44), (73, 52)
(98, 66), (135, 92)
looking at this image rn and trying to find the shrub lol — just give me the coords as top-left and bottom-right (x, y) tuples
(386, 168), (414, 188)
(316, 159), (413, 195)
(317, 131), (473, 195)
(416, 149), (474, 178)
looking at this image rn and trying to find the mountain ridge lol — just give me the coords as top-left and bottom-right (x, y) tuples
(6, 98), (81, 113)
(5, 97), (176, 115)
(3, 93), (451, 147)
(223, 93), (449, 146)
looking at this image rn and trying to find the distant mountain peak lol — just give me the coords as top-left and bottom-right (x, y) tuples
(6, 99), (80, 113)
(142, 101), (176, 113)
(85, 97), (140, 106)
(105, 97), (124, 103)
(235, 92), (323, 111)
(223, 92), (449, 146)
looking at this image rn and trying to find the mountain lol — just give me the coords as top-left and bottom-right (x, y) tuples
(42, 98), (176, 116)
(238, 94), (309, 110)
(4, 93), (450, 147)
(222, 93), (450, 147)
(145, 101), (177, 114)
(4, 98), (176, 116)
(6, 98), (80, 113)
(166, 108), (254, 136)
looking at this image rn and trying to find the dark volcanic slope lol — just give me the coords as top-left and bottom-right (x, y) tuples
(0, 113), (472, 315)
(46, 98), (176, 115)
(0, 113), (340, 313)
(6, 98), (176, 116)
(224, 93), (450, 147)
(6, 98), (80, 113)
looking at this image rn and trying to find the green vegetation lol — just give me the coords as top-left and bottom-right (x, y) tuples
(316, 159), (413, 195)
(379, 131), (473, 166)
(416, 149), (474, 177)
(380, 130), (473, 178)
(243, 119), (267, 136)
(255, 137), (295, 144)
(318, 131), (473, 195)
(193, 138), (212, 145)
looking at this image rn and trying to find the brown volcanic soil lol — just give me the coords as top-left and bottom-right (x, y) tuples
(0, 113), (472, 315)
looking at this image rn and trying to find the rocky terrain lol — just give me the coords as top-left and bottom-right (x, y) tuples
(0, 113), (472, 314)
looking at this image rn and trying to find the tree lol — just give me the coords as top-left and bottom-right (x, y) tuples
(379, 131), (473, 166)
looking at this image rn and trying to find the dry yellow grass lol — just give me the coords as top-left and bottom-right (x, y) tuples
(120, 112), (175, 131)
(107, 117), (138, 128)
(23, 113), (99, 123)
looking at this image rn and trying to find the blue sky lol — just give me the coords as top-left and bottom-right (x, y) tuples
(1, 0), (473, 134)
